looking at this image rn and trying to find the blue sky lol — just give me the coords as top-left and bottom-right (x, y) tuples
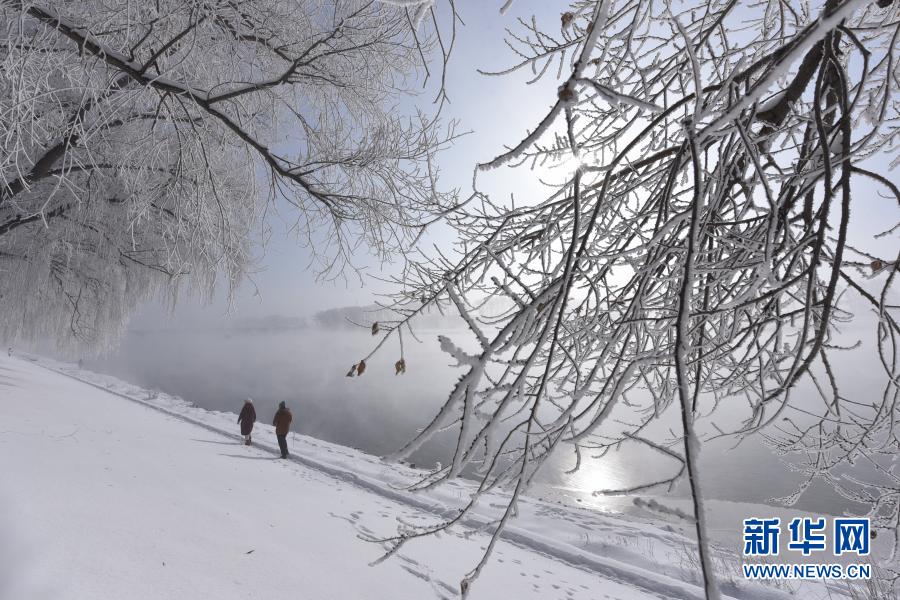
(132, 2), (569, 328)
(131, 0), (899, 329)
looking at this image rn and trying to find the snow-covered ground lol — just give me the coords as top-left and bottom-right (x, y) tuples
(0, 354), (860, 600)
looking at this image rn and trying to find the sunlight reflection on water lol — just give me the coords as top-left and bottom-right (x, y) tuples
(83, 326), (868, 519)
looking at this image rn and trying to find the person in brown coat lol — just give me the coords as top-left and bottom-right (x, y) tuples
(272, 401), (293, 458)
(237, 398), (256, 445)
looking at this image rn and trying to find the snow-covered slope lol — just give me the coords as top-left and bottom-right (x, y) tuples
(0, 354), (838, 600)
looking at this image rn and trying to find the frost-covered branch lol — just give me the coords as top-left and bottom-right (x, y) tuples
(1, 0), (458, 349)
(361, 0), (900, 597)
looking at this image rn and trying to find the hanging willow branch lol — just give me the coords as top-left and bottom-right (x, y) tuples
(361, 0), (900, 596)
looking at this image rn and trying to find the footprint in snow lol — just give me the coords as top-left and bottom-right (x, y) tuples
(327, 511), (357, 525)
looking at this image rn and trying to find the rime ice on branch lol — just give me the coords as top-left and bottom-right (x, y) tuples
(362, 0), (900, 597)
(1, 0), (457, 349)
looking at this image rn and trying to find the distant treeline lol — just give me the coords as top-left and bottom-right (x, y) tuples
(311, 304), (467, 330)
(230, 304), (469, 332)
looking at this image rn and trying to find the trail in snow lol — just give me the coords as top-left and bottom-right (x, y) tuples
(0, 354), (845, 600)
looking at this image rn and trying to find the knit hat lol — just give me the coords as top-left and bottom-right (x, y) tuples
(245, 397), (253, 404)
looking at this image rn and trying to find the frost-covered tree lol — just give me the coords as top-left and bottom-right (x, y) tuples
(1, 0), (457, 348)
(361, 0), (900, 597)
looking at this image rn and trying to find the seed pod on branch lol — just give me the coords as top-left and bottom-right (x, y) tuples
(364, 1), (900, 596)
(356, 360), (367, 376)
(557, 82), (578, 105)
(395, 358), (406, 375)
(371, 322), (379, 335)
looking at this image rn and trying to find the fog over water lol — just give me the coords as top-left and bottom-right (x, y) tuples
(80, 313), (880, 519)
(59, 0), (893, 530)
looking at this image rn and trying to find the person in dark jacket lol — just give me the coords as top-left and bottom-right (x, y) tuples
(272, 401), (293, 458)
(238, 398), (257, 445)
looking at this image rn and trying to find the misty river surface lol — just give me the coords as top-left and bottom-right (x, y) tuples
(84, 326), (866, 522)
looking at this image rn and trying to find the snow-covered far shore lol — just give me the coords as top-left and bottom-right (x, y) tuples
(0, 353), (860, 600)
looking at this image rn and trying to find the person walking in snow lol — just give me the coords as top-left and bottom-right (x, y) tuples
(237, 398), (257, 445)
(272, 401), (292, 458)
